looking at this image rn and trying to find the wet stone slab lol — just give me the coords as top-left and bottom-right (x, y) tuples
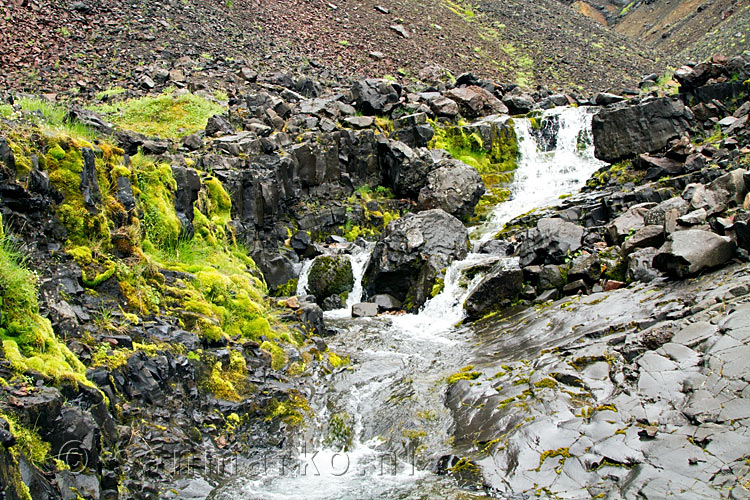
(445, 263), (750, 498)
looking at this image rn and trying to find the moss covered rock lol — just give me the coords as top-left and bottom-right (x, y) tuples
(307, 255), (354, 307)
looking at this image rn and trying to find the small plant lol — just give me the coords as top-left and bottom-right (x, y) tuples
(338, 40), (350, 47)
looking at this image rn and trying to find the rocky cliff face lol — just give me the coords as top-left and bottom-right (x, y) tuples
(0, 18), (748, 498)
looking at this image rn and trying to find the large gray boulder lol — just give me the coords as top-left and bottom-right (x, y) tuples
(307, 255), (354, 307)
(444, 86), (508, 118)
(592, 97), (693, 163)
(351, 79), (401, 115)
(518, 217), (584, 266)
(377, 139), (434, 199)
(464, 259), (524, 319)
(363, 209), (469, 310)
(417, 159), (485, 220)
(653, 230), (735, 278)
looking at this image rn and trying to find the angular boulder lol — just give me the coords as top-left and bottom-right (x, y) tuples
(351, 79), (401, 115)
(352, 302), (379, 317)
(606, 202), (655, 245)
(377, 139), (433, 198)
(518, 217), (584, 266)
(445, 86), (508, 118)
(363, 209), (469, 310)
(653, 229), (735, 278)
(464, 259), (524, 319)
(307, 255), (354, 307)
(417, 159), (485, 220)
(592, 97), (693, 163)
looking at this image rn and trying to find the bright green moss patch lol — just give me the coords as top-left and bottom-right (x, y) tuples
(0, 412), (51, 466)
(327, 351), (349, 368)
(447, 365), (482, 384)
(0, 226), (88, 385)
(201, 350), (250, 401)
(100, 89), (225, 139)
(130, 154), (182, 249)
(45, 136), (119, 245)
(429, 118), (519, 220)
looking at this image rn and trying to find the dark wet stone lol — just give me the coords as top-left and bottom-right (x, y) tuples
(622, 225), (665, 255)
(653, 230), (735, 278)
(519, 217), (584, 266)
(464, 259), (524, 319)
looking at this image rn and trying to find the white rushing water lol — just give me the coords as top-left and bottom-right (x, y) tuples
(394, 106), (605, 337)
(213, 106), (606, 500)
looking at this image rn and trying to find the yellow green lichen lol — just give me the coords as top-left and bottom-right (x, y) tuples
(536, 447), (571, 471)
(265, 392), (312, 427)
(447, 365), (482, 384)
(261, 340), (288, 371)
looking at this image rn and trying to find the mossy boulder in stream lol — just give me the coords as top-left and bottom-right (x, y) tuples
(307, 255), (354, 308)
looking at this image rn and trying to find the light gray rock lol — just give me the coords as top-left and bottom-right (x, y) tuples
(653, 230), (735, 278)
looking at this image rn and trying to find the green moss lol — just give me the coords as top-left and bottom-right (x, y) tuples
(201, 350), (249, 401)
(325, 412), (354, 451)
(0, 225), (88, 385)
(307, 255), (354, 298)
(45, 137), (115, 245)
(272, 278), (298, 297)
(533, 378), (558, 389)
(194, 176), (233, 245)
(328, 351), (349, 368)
(131, 154), (182, 249)
(265, 392), (312, 427)
(97, 89), (225, 139)
(429, 118), (519, 220)
(431, 277), (445, 298)
(0, 412), (50, 466)
(260, 340), (288, 371)
(447, 365), (481, 384)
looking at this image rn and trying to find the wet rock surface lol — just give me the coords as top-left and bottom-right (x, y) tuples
(449, 264), (750, 499)
(363, 209), (469, 310)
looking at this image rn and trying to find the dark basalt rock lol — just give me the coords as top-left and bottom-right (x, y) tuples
(66, 106), (114, 135)
(592, 97), (693, 163)
(518, 217), (584, 266)
(653, 229), (735, 278)
(417, 159), (485, 219)
(170, 165), (201, 238)
(80, 148), (101, 213)
(351, 79), (401, 115)
(363, 209), (469, 310)
(464, 259), (524, 319)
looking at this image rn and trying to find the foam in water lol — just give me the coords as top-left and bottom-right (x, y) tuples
(247, 106), (605, 500)
(476, 106), (605, 242)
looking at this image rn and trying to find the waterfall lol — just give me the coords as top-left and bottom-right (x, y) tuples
(394, 106), (605, 335)
(223, 106), (607, 500)
(476, 106), (604, 242)
(296, 107), (603, 325)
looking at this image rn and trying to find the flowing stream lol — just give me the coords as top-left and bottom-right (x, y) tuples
(212, 106), (605, 500)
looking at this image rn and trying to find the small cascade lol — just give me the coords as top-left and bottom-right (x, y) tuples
(401, 106), (605, 333)
(295, 258), (316, 296)
(326, 242), (373, 319)
(475, 106), (605, 242)
(295, 242), (373, 318)
(217, 105), (607, 500)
